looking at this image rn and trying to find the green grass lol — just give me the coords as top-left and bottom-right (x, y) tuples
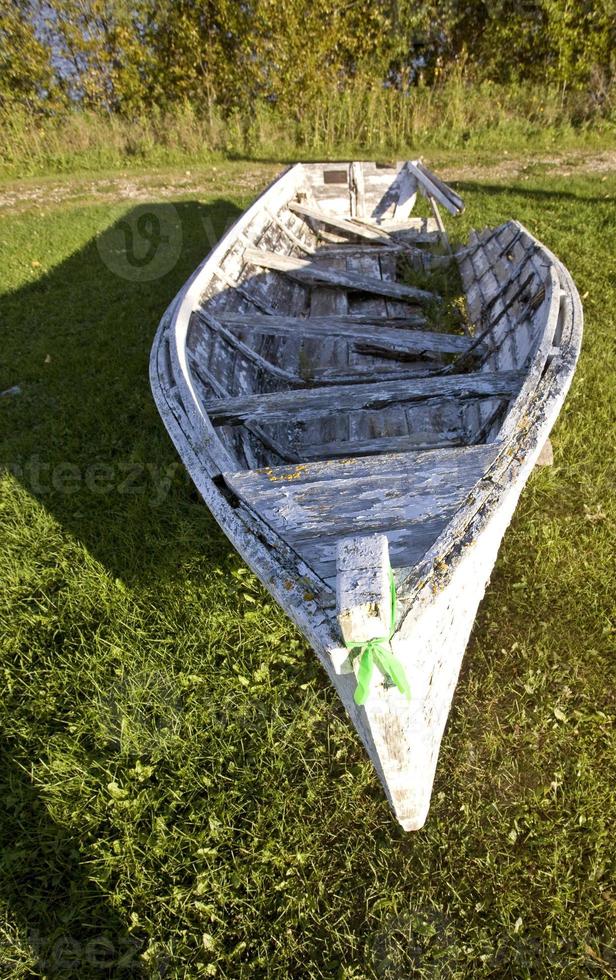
(1, 161), (615, 978)
(2, 79), (615, 179)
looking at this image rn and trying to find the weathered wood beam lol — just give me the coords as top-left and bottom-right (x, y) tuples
(217, 312), (427, 329)
(222, 444), (500, 542)
(407, 160), (464, 215)
(428, 196), (452, 255)
(350, 161), (366, 219)
(288, 201), (390, 241)
(265, 207), (315, 255)
(215, 312), (479, 356)
(243, 247), (437, 304)
(337, 535), (391, 645)
(297, 430), (467, 461)
(393, 166), (418, 221)
(205, 370), (524, 427)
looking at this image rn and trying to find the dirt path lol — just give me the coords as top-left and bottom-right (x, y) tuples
(0, 163), (280, 215)
(1, 150), (614, 215)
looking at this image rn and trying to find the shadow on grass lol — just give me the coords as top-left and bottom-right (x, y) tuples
(1, 200), (253, 974)
(0, 747), (143, 977)
(453, 178), (612, 205)
(2, 199), (243, 586)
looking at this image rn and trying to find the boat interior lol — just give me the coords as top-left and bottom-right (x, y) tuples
(170, 161), (565, 586)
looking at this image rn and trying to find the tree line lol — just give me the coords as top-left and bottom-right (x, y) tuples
(1, 0), (614, 117)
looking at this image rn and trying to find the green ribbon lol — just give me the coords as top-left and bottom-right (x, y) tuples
(345, 570), (411, 706)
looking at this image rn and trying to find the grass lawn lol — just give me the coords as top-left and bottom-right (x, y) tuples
(0, 160), (614, 979)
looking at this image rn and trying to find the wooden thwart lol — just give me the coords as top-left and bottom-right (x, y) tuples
(244, 247), (437, 304)
(205, 370), (524, 427)
(218, 311), (427, 328)
(216, 312), (481, 356)
(222, 444), (500, 554)
(297, 431), (467, 460)
(288, 200), (390, 241)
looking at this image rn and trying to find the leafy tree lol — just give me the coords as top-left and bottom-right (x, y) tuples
(1, 0), (613, 117)
(36, 0), (157, 111)
(0, 0), (59, 111)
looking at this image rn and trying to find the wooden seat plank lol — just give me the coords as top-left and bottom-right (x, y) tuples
(204, 370), (524, 427)
(222, 444), (499, 574)
(244, 247), (436, 304)
(295, 430), (467, 460)
(288, 200), (390, 241)
(217, 312), (427, 329)
(214, 312), (479, 357)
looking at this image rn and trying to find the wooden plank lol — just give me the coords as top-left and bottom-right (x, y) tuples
(371, 164), (417, 221)
(218, 312), (427, 329)
(205, 370), (524, 427)
(309, 259), (349, 315)
(265, 208), (315, 255)
(350, 162), (366, 219)
(299, 521), (450, 586)
(393, 167), (418, 221)
(244, 247), (437, 304)
(428, 196), (452, 255)
(388, 229), (441, 245)
(288, 201), (390, 241)
(222, 444), (499, 543)
(357, 215), (438, 231)
(311, 244), (402, 258)
(337, 535), (391, 644)
(497, 266), (562, 440)
(305, 365), (441, 385)
(215, 312), (474, 356)
(296, 430), (466, 460)
(415, 162), (464, 213)
(407, 160), (464, 216)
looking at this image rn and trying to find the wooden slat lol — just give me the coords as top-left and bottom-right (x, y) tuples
(265, 208), (315, 255)
(371, 164), (417, 221)
(407, 161), (464, 215)
(215, 312), (478, 356)
(223, 443), (499, 544)
(343, 251), (407, 446)
(428, 196), (451, 254)
(244, 248), (437, 304)
(311, 244), (402, 258)
(218, 312), (427, 329)
(288, 201), (390, 241)
(303, 362), (441, 384)
(416, 162), (464, 212)
(337, 535), (391, 644)
(205, 370), (524, 427)
(393, 166), (418, 221)
(350, 162), (366, 219)
(296, 430), (467, 461)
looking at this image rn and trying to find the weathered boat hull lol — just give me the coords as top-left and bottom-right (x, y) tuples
(150, 162), (582, 829)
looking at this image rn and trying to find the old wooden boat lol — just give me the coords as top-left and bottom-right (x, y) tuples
(150, 161), (582, 830)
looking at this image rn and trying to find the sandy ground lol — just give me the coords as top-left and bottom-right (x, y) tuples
(1, 150), (614, 215)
